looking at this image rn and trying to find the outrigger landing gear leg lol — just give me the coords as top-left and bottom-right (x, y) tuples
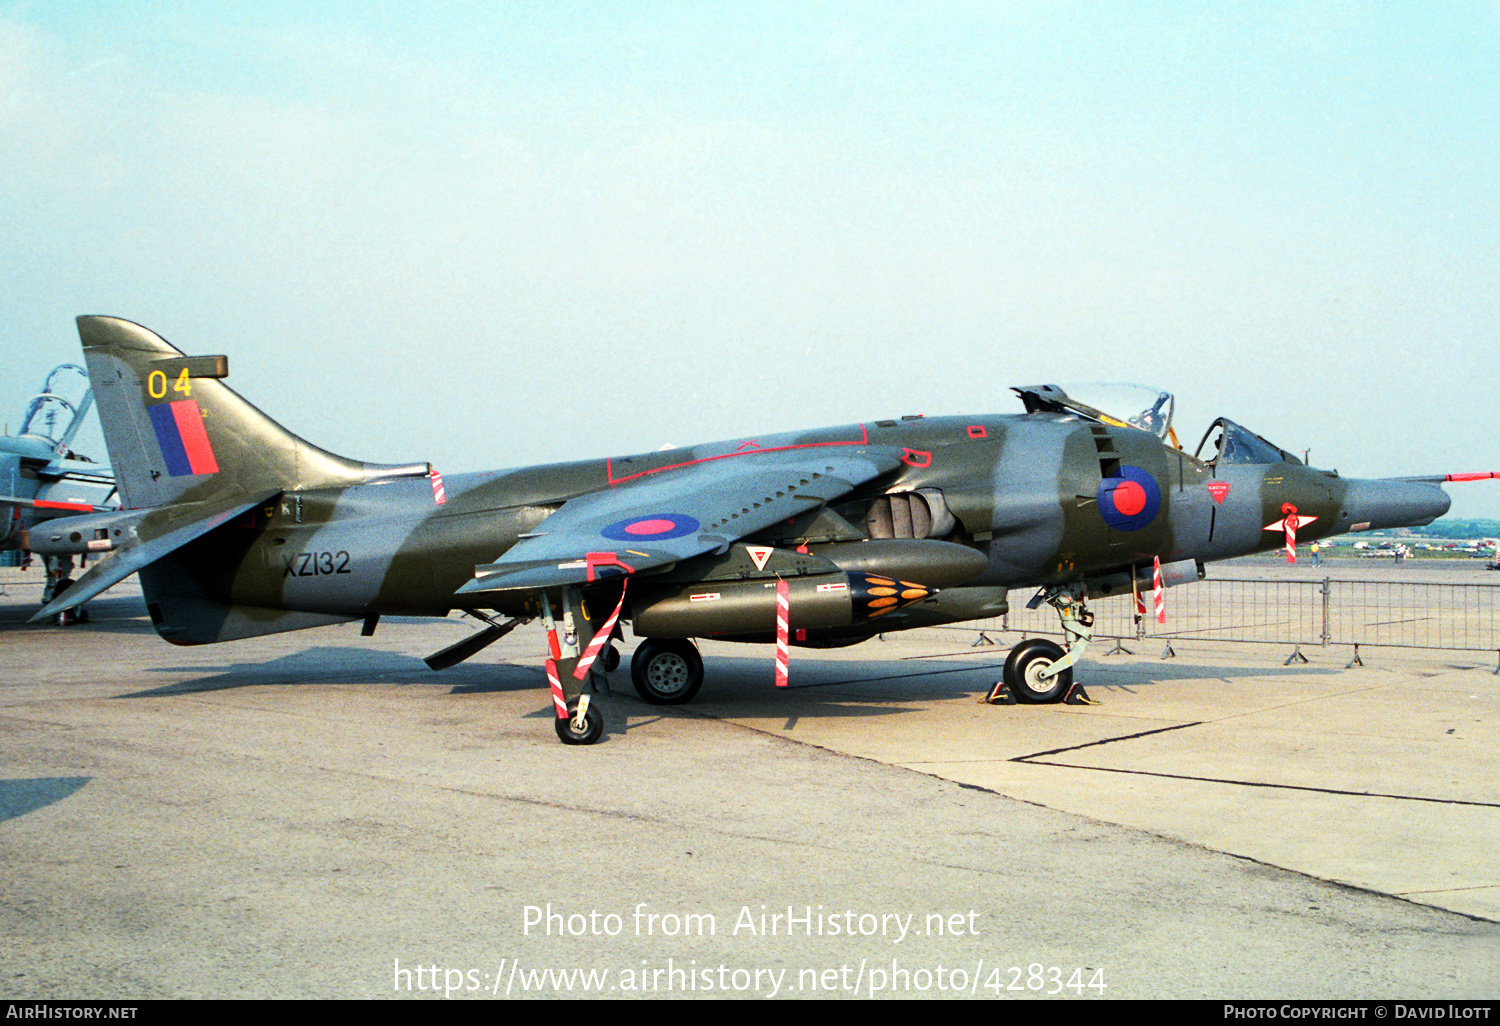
(989, 583), (1096, 705)
(541, 583), (629, 745)
(541, 585), (608, 745)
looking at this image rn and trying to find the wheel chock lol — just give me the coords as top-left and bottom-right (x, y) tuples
(984, 681), (1017, 705)
(985, 681), (1098, 706)
(1064, 683), (1099, 705)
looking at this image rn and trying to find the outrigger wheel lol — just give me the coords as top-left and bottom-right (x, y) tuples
(630, 638), (704, 705)
(556, 697), (604, 745)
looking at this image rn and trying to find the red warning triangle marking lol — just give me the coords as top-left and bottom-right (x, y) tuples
(1207, 481), (1229, 504)
(746, 545), (774, 571)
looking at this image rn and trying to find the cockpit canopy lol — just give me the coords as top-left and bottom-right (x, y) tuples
(1192, 418), (1303, 466)
(1014, 383), (1305, 467)
(16, 364), (94, 457)
(1014, 383), (1175, 441)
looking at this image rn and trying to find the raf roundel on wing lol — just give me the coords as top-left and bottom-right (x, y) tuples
(600, 513), (701, 542)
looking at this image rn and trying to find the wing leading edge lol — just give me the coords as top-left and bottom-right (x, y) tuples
(454, 446), (906, 597)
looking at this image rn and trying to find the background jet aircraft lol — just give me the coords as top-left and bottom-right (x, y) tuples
(2, 363), (117, 619)
(37, 317), (1485, 744)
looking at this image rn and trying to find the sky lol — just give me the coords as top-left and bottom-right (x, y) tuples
(3, 2), (1498, 516)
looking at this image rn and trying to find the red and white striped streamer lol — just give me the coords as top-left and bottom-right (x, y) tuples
(429, 469), (447, 505)
(573, 583), (629, 680)
(774, 577), (791, 688)
(1283, 503), (1298, 563)
(1152, 556), (1166, 625)
(545, 659), (568, 719)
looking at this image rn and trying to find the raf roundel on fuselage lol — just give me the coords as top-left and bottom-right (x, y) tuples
(1097, 465), (1163, 531)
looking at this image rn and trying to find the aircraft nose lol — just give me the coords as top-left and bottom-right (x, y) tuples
(1337, 479), (1450, 533)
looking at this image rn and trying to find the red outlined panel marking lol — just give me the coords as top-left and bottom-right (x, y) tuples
(605, 424), (872, 486)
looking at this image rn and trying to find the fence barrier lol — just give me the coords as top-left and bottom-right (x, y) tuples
(947, 578), (1500, 658)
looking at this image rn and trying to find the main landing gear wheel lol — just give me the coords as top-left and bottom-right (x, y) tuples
(555, 698), (604, 745)
(631, 639), (704, 705)
(1004, 638), (1072, 704)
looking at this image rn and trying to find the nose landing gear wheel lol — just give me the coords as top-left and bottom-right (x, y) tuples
(1004, 638), (1072, 703)
(555, 698), (604, 745)
(630, 639), (704, 705)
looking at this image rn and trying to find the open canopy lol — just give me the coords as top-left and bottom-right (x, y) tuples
(1013, 383), (1176, 442)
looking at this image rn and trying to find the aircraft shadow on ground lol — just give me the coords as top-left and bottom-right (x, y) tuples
(443, 665), (551, 694)
(120, 648), (540, 698)
(112, 647), (1344, 711)
(1085, 659), (1342, 683)
(694, 654), (1340, 702)
(621, 654), (1349, 728)
(0, 776), (91, 822)
(0, 596), (153, 634)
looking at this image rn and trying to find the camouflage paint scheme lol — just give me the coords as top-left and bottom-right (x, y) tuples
(38, 317), (1462, 742)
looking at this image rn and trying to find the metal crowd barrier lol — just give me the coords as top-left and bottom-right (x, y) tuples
(947, 577), (1500, 662)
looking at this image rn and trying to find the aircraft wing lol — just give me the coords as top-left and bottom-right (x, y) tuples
(28, 462), (114, 484)
(0, 494), (111, 515)
(455, 446), (906, 596)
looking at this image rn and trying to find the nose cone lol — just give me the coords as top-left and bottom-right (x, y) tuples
(1338, 479), (1451, 533)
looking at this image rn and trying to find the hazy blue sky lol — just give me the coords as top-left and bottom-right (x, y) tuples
(4, 2), (1498, 516)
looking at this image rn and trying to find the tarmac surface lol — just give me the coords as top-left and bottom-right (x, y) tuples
(1, 558), (1497, 1000)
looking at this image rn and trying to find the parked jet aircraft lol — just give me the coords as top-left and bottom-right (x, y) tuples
(36, 317), (1481, 744)
(1, 363), (117, 618)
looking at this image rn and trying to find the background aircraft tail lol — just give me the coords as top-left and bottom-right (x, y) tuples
(78, 315), (428, 509)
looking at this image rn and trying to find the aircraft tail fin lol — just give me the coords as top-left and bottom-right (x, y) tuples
(78, 316), (429, 510)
